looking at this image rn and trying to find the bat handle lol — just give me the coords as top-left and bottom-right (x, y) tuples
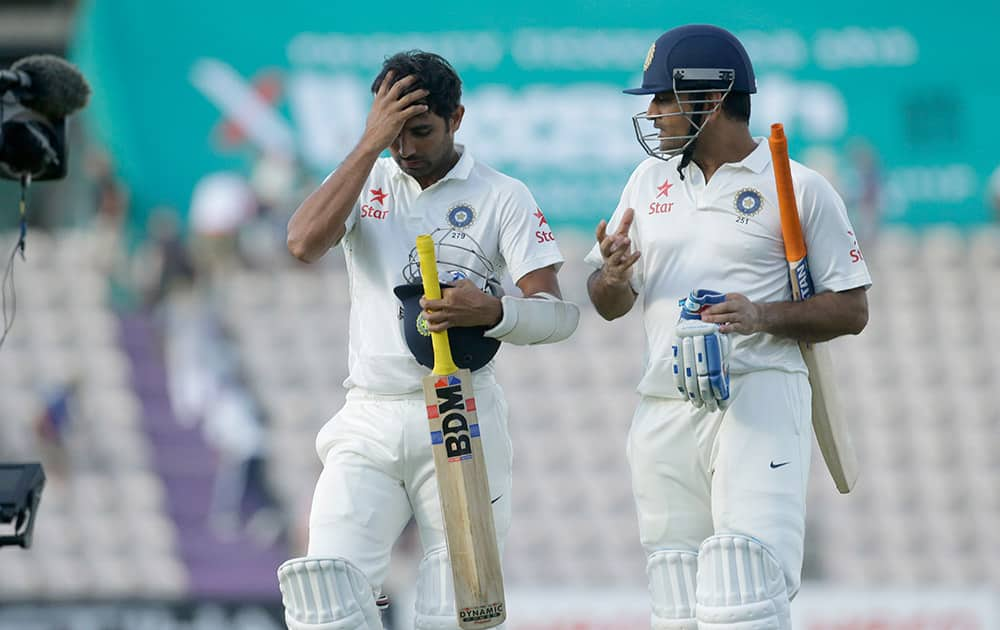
(416, 235), (459, 375)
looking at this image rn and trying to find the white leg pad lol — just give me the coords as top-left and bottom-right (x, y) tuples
(277, 557), (383, 630)
(415, 547), (465, 630)
(648, 550), (699, 630)
(696, 535), (791, 630)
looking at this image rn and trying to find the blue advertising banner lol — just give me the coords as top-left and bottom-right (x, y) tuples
(70, 0), (1000, 237)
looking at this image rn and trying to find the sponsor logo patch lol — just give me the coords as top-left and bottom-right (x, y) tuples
(534, 207), (554, 243)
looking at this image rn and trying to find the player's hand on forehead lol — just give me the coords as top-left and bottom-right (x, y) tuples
(377, 70), (415, 94)
(378, 70), (431, 109)
(361, 70), (430, 153)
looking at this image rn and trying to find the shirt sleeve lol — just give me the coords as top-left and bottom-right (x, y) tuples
(797, 167), (873, 294)
(497, 180), (565, 285)
(584, 164), (644, 293)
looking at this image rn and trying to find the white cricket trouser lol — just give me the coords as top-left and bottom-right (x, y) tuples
(306, 381), (513, 593)
(629, 369), (812, 596)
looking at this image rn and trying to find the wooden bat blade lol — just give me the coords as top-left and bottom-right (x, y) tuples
(800, 342), (858, 494)
(423, 368), (506, 628)
(416, 233), (505, 628)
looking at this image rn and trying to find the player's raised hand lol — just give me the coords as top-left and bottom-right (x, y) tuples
(596, 207), (641, 285)
(420, 279), (503, 332)
(360, 71), (430, 153)
(700, 292), (765, 335)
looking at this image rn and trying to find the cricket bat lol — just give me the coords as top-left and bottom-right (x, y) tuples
(768, 123), (859, 494)
(416, 234), (506, 628)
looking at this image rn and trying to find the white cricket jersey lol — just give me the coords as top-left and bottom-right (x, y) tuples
(586, 138), (872, 398)
(338, 146), (564, 394)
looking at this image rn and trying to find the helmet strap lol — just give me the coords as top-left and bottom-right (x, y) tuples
(678, 140), (696, 180)
(677, 98), (709, 180)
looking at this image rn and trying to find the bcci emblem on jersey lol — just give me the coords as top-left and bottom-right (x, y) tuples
(448, 204), (476, 229)
(734, 188), (763, 217)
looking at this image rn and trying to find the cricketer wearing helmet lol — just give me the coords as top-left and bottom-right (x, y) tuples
(278, 51), (579, 630)
(585, 25), (872, 629)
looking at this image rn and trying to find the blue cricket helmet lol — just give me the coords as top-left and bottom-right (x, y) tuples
(625, 25), (757, 162)
(393, 282), (501, 372)
(625, 24), (756, 96)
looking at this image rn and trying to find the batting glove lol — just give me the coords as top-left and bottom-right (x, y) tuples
(671, 290), (731, 411)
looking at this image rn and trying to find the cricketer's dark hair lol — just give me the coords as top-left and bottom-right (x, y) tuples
(721, 91), (751, 123)
(371, 50), (462, 122)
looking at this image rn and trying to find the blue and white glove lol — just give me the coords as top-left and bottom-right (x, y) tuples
(672, 290), (731, 411)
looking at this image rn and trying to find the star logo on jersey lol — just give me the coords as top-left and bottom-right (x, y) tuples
(656, 179), (673, 198)
(848, 229), (865, 263)
(362, 189), (389, 220)
(534, 208), (554, 243)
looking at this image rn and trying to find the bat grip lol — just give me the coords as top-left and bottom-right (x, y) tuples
(416, 235), (459, 375)
(768, 123), (808, 263)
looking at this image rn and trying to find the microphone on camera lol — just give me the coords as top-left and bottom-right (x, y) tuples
(4, 55), (91, 120)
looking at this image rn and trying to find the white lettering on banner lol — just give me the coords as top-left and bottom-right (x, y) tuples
(286, 73), (368, 167)
(287, 32), (504, 70)
(887, 165), (978, 206)
(739, 29), (809, 70)
(203, 66), (850, 169)
(511, 29), (659, 71)
(460, 85), (637, 168)
(292, 28), (814, 73)
(189, 58), (297, 156)
(814, 27), (919, 69)
(286, 27), (917, 74)
(752, 74), (847, 141)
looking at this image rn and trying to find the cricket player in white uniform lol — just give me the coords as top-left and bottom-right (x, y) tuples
(277, 51), (579, 630)
(586, 25), (872, 629)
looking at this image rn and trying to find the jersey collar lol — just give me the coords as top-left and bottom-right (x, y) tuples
(444, 144), (474, 181)
(676, 137), (771, 180)
(734, 137), (771, 174)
